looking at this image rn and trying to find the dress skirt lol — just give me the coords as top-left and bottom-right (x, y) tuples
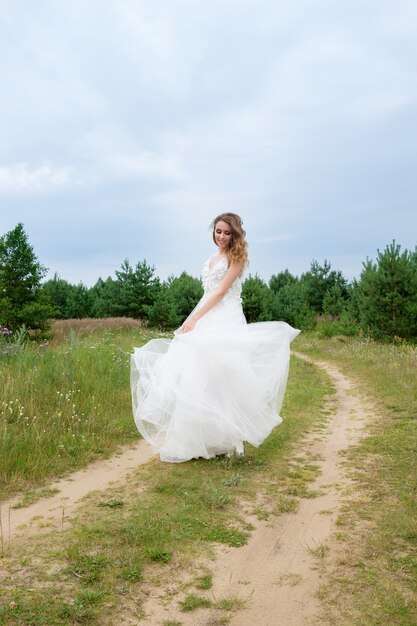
(131, 294), (300, 463)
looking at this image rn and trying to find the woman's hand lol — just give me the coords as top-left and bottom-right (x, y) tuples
(179, 317), (197, 333)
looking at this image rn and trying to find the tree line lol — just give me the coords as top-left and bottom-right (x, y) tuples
(1, 223), (416, 341)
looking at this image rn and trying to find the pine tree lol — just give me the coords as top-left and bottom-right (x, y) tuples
(269, 269), (296, 294)
(65, 283), (94, 319)
(43, 273), (73, 319)
(112, 259), (160, 320)
(303, 259), (348, 314)
(0, 223), (55, 331)
(90, 277), (118, 318)
(358, 241), (417, 340)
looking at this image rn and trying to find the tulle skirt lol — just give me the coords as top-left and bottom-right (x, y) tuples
(131, 297), (300, 463)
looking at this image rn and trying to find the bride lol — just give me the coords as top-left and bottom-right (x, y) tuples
(130, 213), (300, 463)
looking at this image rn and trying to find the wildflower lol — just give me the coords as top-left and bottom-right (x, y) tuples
(1, 326), (12, 336)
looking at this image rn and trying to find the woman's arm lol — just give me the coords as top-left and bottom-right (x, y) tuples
(179, 260), (244, 333)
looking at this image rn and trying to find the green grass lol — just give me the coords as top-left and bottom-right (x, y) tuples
(179, 594), (212, 611)
(194, 572), (213, 590)
(0, 331), (331, 625)
(296, 334), (417, 626)
(0, 322), (159, 498)
(215, 597), (245, 611)
(298, 334), (417, 420)
(178, 593), (243, 613)
(11, 486), (60, 509)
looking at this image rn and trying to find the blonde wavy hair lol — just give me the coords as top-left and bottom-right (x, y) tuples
(211, 212), (249, 267)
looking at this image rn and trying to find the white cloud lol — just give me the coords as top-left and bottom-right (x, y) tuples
(108, 152), (189, 182)
(0, 163), (75, 193)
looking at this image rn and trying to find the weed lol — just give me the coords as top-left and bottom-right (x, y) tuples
(118, 565), (142, 582)
(179, 594), (212, 611)
(11, 487), (60, 509)
(202, 482), (233, 510)
(274, 494), (298, 513)
(307, 541), (330, 559)
(221, 473), (243, 487)
(97, 498), (124, 508)
(146, 548), (172, 563)
(66, 549), (108, 584)
(253, 506), (270, 520)
(204, 526), (248, 547)
(334, 531), (348, 541)
(194, 573), (213, 590)
(276, 572), (303, 586)
(215, 597), (245, 611)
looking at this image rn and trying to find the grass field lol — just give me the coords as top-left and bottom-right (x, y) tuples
(0, 321), (416, 625)
(0, 319), (161, 499)
(0, 319), (331, 624)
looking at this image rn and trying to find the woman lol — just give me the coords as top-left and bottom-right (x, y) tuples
(131, 213), (300, 463)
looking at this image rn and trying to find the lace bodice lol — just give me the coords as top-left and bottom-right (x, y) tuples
(201, 254), (242, 301)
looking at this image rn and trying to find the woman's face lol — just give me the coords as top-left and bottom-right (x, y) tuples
(214, 220), (232, 252)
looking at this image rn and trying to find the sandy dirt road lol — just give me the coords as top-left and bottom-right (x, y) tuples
(0, 440), (154, 544)
(213, 355), (370, 626)
(0, 355), (373, 625)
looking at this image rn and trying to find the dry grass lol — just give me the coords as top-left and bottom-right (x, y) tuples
(51, 317), (145, 343)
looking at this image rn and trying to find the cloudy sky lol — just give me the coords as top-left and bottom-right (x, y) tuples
(1, 0), (416, 286)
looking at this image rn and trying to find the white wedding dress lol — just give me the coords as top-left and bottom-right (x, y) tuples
(130, 253), (300, 463)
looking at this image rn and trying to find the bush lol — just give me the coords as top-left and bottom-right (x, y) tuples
(272, 280), (316, 330)
(145, 284), (180, 328)
(242, 274), (274, 322)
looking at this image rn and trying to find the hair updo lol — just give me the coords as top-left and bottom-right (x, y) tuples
(211, 212), (248, 267)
